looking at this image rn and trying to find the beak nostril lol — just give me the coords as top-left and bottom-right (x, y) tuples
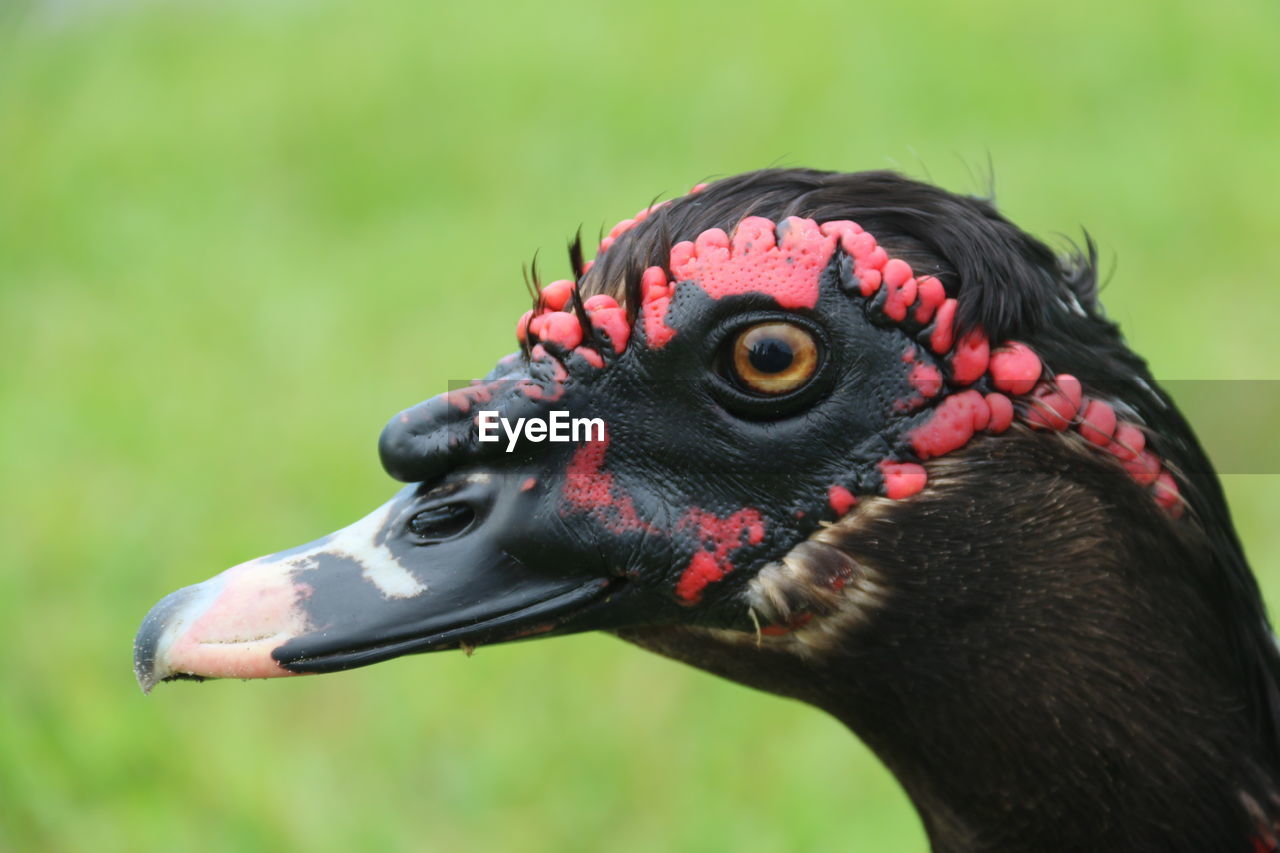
(407, 503), (476, 544)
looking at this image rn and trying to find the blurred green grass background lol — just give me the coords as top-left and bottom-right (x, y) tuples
(1, 0), (1278, 850)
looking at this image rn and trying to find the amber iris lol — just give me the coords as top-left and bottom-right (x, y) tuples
(730, 322), (819, 395)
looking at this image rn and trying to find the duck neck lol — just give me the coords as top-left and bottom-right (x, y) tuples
(620, 437), (1280, 852)
(808, 584), (1273, 853)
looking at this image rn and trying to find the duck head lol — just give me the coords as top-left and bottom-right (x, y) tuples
(136, 172), (977, 683)
(135, 169), (1280, 850)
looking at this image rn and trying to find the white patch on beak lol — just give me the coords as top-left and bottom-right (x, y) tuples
(360, 561), (428, 598)
(274, 499), (428, 599)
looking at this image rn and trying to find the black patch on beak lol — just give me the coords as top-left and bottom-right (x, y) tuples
(268, 475), (628, 674)
(274, 576), (616, 673)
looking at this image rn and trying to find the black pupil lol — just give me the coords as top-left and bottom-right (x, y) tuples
(748, 338), (794, 374)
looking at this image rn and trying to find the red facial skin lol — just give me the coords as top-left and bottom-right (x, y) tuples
(910, 390), (992, 460)
(990, 342), (1043, 395)
(950, 333), (991, 386)
(639, 266), (677, 348)
(538, 311), (584, 351)
(1025, 374), (1084, 431)
(985, 393), (1015, 434)
(1110, 422), (1146, 462)
(1079, 399), (1119, 446)
(929, 299), (958, 354)
(562, 432), (651, 535)
(828, 485), (858, 516)
(914, 276), (946, 325)
(881, 258), (919, 323)
(670, 217), (831, 308)
(539, 278), (575, 311)
(674, 508), (767, 605)
(909, 360), (945, 399)
(881, 462), (928, 500)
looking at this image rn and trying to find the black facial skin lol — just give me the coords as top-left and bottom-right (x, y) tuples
(136, 169), (1280, 852)
(372, 258), (942, 635)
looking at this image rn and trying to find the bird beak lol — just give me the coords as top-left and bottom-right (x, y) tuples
(133, 476), (621, 693)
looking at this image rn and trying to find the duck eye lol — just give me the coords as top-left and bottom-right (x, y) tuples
(728, 322), (820, 396)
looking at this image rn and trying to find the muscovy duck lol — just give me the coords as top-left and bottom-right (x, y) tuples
(135, 169), (1280, 852)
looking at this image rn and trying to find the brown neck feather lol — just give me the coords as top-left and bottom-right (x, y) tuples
(619, 432), (1279, 852)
